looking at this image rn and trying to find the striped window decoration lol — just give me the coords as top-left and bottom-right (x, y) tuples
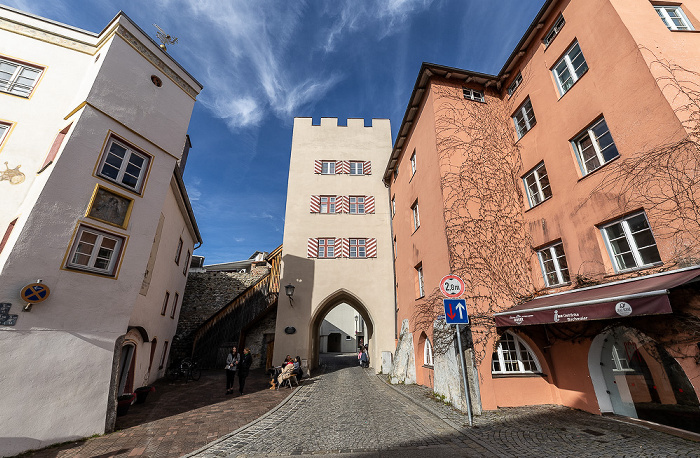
(334, 238), (343, 258)
(307, 238), (377, 258)
(309, 195), (320, 213)
(314, 160), (322, 174)
(310, 195), (374, 214)
(313, 160), (370, 175)
(363, 161), (372, 175)
(338, 195), (349, 213)
(365, 196), (375, 214)
(366, 238), (377, 258)
(338, 160), (350, 174)
(307, 238), (318, 257)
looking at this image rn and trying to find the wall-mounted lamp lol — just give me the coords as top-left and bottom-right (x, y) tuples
(285, 283), (295, 306)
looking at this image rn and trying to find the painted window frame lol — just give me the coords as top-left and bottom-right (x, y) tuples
(538, 242), (570, 287)
(513, 97), (537, 139)
(349, 238), (366, 258)
(600, 211), (662, 272)
(654, 5), (694, 31)
(572, 117), (619, 176)
(462, 87), (485, 103)
(66, 225), (125, 276)
(552, 40), (588, 96)
(349, 196), (365, 214)
(0, 56), (44, 98)
(542, 14), (565, 46)
(523, 162), (552, 207)
(318, 238), (335, 258)
(492, 332), (542, 375)
(507, 72), (523, 97)
(320, 195), (337, 214)
(349, 161), (364, 175)
(411, 201), (420, 232)
(97, 136), (151, 194)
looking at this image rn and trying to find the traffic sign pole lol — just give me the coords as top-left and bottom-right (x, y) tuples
(456, 324), (473, 427)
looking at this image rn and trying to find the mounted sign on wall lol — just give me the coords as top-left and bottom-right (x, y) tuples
(440, 274), (465, 298)
(20, 280), (50, 311)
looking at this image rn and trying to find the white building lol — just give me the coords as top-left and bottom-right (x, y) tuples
(0, 6), (202, 455)
(319, 303), (365, 353)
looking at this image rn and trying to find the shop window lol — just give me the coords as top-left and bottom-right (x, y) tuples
(492, 332), (542, 375)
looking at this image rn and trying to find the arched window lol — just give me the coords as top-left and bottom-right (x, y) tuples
(423, 337), (434, 367)
(491, 332), (541, 375)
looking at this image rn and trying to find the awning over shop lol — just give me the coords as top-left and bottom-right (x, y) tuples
(494, 266), (700, 327)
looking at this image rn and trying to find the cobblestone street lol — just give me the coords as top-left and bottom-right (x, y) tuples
(189, 354), (700, 457)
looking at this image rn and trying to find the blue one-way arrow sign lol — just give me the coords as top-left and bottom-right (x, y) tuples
(444, 299), (469, 324)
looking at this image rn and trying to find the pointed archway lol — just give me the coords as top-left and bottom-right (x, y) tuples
(309, 289), (374, 370)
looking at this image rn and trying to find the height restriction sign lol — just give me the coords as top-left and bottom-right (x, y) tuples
(440, 274), (464, 298)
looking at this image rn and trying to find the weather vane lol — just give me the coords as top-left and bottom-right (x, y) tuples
(154, 24), (178, 51)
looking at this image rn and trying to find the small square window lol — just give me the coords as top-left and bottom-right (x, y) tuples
(321, 161), (336, 174)
(542, 14), (565, 46)
(463, 88), (485, 102)
(523, 162), (552, 207)
(97, 137), (151, 193)
(320, 196), (336, 214)
(350, 161), (364, 175)
(349, 238), (366, 258)
(601, 212), (661, 272)
(411, 201), (420, 231)
(0, 56), (43, 98)
(66, 225), (125, 276)
(507, 73), (523, 97)
(573, 117), (619, 175)
(655, 6), (694, 31)
(513, 97), (537, 138)
(349, 196), (365, 214)
(552, 40), (588, 96)
(538, 242), (570, 287)
(318, 238), (335, 258)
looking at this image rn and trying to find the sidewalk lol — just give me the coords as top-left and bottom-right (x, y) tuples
(21, 368), (290, 457)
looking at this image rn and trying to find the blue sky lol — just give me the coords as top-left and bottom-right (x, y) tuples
(8, 0), (542, 264)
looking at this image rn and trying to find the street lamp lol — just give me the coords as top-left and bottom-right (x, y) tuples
(285, 283), (295, 306)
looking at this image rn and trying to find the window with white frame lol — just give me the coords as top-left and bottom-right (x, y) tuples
(0, 122), (10, 145)
(552, 40), (588, 96)
(507, 73), (523, 97)
(611, 345), (634, 372)
(0, 57), (43, 97)
(416, 264), (424, 298)
(543, 14), (565, 46)
(391, 196), (396, 217)
(320, 196), (336, 214)
(523, 162), (552, 207)
(411, 201), (420, 231)
(322, 161), (335, 174)
(655, 6), (694, 31)
(573, 117), (619, 175)
(66, 225), (124, 276)
(424, 338), (434, 367)
(492, 332), (542, 374)
(318, 238), (335, 258)
(349, 161), (363, 175)
(463, 87), (484, 102)
(538, 242), (570, 287)
(513, 98), (537, 138)
(410, 150), (416, 176)
(349, 196), (365, 214)
(601, 212), (661, 271)
(97, 137), (150, 193)
(349, 238), (366, 258)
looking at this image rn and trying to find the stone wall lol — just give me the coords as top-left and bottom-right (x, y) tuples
(389, 319), (416, 384)
(242, 307), (277, 370)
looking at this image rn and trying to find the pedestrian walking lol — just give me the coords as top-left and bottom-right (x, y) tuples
(225, 346), (240, 395)
(238, 347), (253, 395)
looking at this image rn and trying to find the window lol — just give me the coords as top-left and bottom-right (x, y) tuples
(655, 6), (694, 31)
(161, 291), (170, 316)
(349, 196), (365, 214)
(39, 124), (71, 173)
(543, 14), (565, 46)
(523, 162), (552, 207)
(513, 98), (536, 138)
(318, 238), (335, 258)
(349, 238), (366, 258)
(0, 57), (43, 97)
(183, 250), (190, 275)
(320, 196), (336, 214)
(416, 264), (424, 298)
(170, 292), (179, 318)
(611, 345), (633, 372)
(492, 332), (541, 374)
(66, 225), (124, 276)
(322, 161), (335, 174)
(552, 41), (588, 96)
(601, 212), (661, 271)
(411, 201), (420, 231)
(410, 150), (416, 176)
(159, 341), (169, 369)
(507, 72), (522, 97)
(175, 238), (183, 264)
(350, 161), (364, 175)
(391, 196), (396, 217)
(573, 117), (619, 175)
(0, 122), (10, 146)
(424, 338), (434, 367)
(97, 137), (150, 193)
(538, 242), (570, 287)
(463, 88), (484, 102)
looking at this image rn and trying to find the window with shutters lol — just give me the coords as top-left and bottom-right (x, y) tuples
(0, 56), (44, 98)
(572, 117), (619, 175)
(601, 212), (661, 272)
(349, 196), (365, 214)
(320, 196), (336, 214)
(654, 5), (694, 31)
(523, 162), (552, 207)
(492, 332), (542, 375)
(349, 161), (364, 175)
(349, 238), (366, 258)
(318, 238), (335, 258)
(66, 225), (125, 276)
(322, 161), (336, 174)
(552, 40), (588, 96)
(538, 242), (570, 287)
(97, 136), (151, 194)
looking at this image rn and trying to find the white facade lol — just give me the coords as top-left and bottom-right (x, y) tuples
(276, 117), (395, 372)
(319, 302), (365, 353)
(0, 6), (202, 456)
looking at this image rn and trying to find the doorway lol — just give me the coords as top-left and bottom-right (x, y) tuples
(118, 343), (136, 395)
(327, 333), (341, 352)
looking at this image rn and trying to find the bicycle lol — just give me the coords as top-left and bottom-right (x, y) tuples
(167, 357), (202, 382)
